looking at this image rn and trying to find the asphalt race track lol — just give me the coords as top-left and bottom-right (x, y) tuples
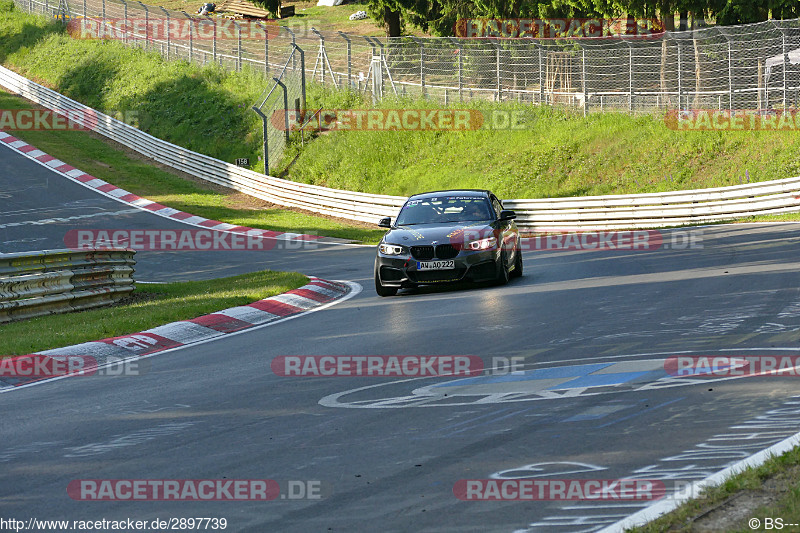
(4, 141), (800, 532)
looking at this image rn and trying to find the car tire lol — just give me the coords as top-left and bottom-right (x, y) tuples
(495, 250), (510, 285)
(510, 248), (523, 278)
(375, 261), (398, 297)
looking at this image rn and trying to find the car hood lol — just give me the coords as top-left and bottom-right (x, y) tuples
(384, 222), (495, 245)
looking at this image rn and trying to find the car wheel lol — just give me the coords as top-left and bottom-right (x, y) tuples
(510, 248), (523, 278)
(495, 250), (510, 285)
(375, 261), (398, 297)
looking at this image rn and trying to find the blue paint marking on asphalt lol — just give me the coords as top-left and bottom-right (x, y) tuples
(548, 371), (652, 390)
(596, 397), (685, 428)
(431, 362), (615, 388)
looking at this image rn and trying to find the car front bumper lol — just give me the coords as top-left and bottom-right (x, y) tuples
(376, 249), (500, 288)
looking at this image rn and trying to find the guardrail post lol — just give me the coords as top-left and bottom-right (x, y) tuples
(160, 7), (170, 60)
(338, 31), (352, 88)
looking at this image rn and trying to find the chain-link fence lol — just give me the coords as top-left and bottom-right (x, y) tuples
(14, 0), (800, 117)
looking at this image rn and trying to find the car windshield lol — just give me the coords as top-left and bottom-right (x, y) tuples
(395, 196), (493, 225)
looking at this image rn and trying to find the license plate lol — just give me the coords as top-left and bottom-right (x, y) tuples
(417, 260), (455, 271)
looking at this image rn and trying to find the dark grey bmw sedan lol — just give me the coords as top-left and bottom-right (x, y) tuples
(374, 190), (522, 296)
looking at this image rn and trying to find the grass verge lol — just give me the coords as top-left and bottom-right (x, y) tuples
(0, 269), (308, 356)
(630, 446), (800, 532)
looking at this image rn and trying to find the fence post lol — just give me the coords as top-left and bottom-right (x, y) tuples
(210, 15), (216, 62)
(582, 48), (587, 115)
(274, 78), (290, 143)
(122, 1), (128, 44)
(182, 11), (193, 64)
(283, 26), (296, 71)
(494, 40), (502, 101)
(782, 27), (788, 107)
(256, 21), (268, 75)
(137, 2), (148, 50)
(448, 37), (463, 101)
(159, 7), (170, 60)
(235, 21), (242, 71)
(312, 28), (325, 85)
(338, 31), (352, 88)
(538, 46), (544, 105)
(251, 106), (269, 175)
(409, 37), (425, 98)
(82, 0), (85, 18)
(294, 43), (306, 110)
(727, 37), (733, 109)
(677, 38), (682, 109)
(627, 41), (633, 113)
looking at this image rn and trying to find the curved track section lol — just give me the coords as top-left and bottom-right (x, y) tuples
(4, 140), (800, 531)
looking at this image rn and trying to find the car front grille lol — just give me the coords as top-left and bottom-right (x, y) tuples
(410, 245), (434, 261)
(434, 244), (458, 259)
(410, 244), (459, 261)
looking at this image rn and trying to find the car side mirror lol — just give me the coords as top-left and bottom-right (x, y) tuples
(378, 217), (392, 228)
(499, 210), (516, 221)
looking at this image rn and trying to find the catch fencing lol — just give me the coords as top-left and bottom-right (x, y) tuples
(0, 248), (136, 322)
(14, 0), (800, 114)
(4, 63), (800, 229)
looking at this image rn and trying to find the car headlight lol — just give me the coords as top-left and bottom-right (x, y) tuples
(465, 236), (497, 251)
(379, 243), (405, 255)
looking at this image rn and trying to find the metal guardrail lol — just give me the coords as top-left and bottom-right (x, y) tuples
(2, 64), (800, 229)
(0, 248), (136, 322)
